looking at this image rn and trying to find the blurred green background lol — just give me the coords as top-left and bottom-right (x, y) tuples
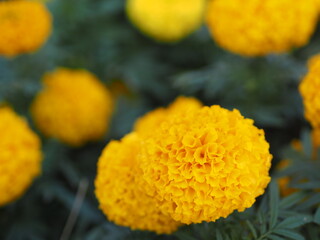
(1, 0), (320, 239)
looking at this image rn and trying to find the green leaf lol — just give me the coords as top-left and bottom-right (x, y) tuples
(273, 229), (304, 240)
(296, 193), (320, 210)
(277, 215), (313, 229)
(245, 220), (257, 239)
(279, 210), (303, 218)
(301, 129), (312, 159)
(258, 212), (267, 235)
(215, 229), (224, 240)
(268, 234), (286, 240)
(291, 181), (320, 190)
(279, 192), (308, 210)
(269, 181), (280, 229)
(174, 232), (197, 240)
(314, 207), (320, 225)
(305, 224), (320, 240)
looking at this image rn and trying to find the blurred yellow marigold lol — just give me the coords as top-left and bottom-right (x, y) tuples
(307, 54), (320, 70)
(31, 68), (113, 147)
(126, 0), (206, 42)
(0, 106), (42, 206)
(0, 0), (52, 57)
(134, 96), (202, 136)
(299, 55), (320, 131)
(206, 0), (319, 56)
(95, 133), (180, 234)
(139, 105), (272, 224)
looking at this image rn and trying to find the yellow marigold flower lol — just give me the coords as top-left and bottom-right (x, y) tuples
(299, 55), (320, 131)
(134, 96), (202, 136)
(206, 0), (319, 56)
(0, 106), (42, 206)
(126, 0), (206, 42)
(31, 68), (113, 147)
(95, 133), (180, 234)
(0, 0), (52, 57)
(307, 54), (320, 70)
(139, 105), (272, 224)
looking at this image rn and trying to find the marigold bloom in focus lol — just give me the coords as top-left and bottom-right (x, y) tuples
(31, 68), (113, 147)
(134, 96), (202, 136)
(0, 106), (42, 206)
(95, 133), (180, 234)
(139, 104), (272, 224)
(0, 0), (52, 57)
(126, 0), (206, 42)
(206, 0), (319, 56)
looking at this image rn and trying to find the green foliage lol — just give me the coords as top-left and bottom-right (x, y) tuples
(1, 0), (320, 239)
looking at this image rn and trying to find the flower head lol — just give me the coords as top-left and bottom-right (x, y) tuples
(31, 68), (113, 147)
(0, 106), (42, 206)
(139, 104), (272, 224)
(299, 55), (320, 130)
(0, 0), (52, 57)
(206, 0), (319, 56)
(95, 133), (180, 234)
(126, 0), (206, 42)
(134, 96), (202, 136)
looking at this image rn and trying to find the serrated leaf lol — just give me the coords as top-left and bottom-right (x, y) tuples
(279, 192), (308, 209)
(275, 162), (308, 178)
(215, 229), (224, 240)
(296, 193), (320, 210)
(174, 232), (197, 240)
(279, 210), (303, 219)
(245, 220), (257, 238)
(277, 215), (313, 229)
(291, 181), (320, 190)
(314, 207), (320, 225)
(268, 234), (286, 240)
(269, 181), (280, 229)
(305, 224), (320, 240)
(273, 229), (304, 240)
(301, 129), (312, 159)
(258, 211), (267, 235)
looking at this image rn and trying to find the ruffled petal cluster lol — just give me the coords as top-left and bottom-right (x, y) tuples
(0, 0), (52, 57)
(139, 103), (272, 224)
(134, 96), (203, 136)
(206, 0), (319, 56)
(31, 68), (113, 147)
(0, 106), (42, 206)
(95, 133), (180, 234)
(126, 0), (206, 42)
(95, 96), (272, 229)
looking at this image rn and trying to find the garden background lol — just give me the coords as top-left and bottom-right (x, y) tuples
(1, 0), (320, 239)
